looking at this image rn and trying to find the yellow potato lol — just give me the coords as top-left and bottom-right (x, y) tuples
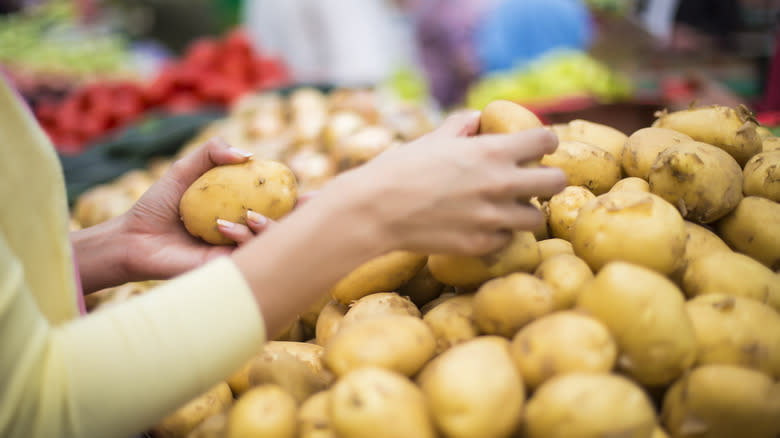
(577, 262), (697, 385)
(330, 367), (436, 438)
(653, 105), (762, 166)
(298, 390), (336, 438)
(662, 365), (780, 438)
(226, 358), (255, 397)
(420, 292), (457, 315)
(524, 373), (656, 438)
(717, 196), (780, 270)
(428, 231), (540, 288)
(323, 315), (436, 377)
(285, 147), (335, 193)
(651, 427), (670, 438)
(670, 221), (732, 283)
(300, 294), (331, 332)
(648, 141), (743, 223)
(685, 294), (780, 378)
(763, 136), (780, 152)
(683, 252), (780, 311)
(185, 412), (227, 438)
(422, 294), (479, 353)
(566, 119), (628, 159)
(315, 300), (347, 347)
(329, 251), (427, 305)
(479, 100), (543, 134)
(621, 127), (693, 178)
(248, 349), (333, 404)
(572, 191), (686, 274)
(541, 140), (622, 195)
(226, 385), (297, 438)
(547, 123), (570, 141)
(473, 273), (556, 337)
(609, 177), (650, 193)
(547, 185), (596, 241)
(537, 238), (574, 261)
(397, 262), (445, 307)
(179, 159), (298, 245)
(322, 111), (366, 151)
(756, 126), (774, 139)
(510, 311), (616, 389)
(340, 292), (420, 327)
(332, 125), (395, 171)
(418, 337), (525, 438)
(151, 383), (233, 438)
(743, 150), (780, 202)
(534, 254), (593, 310)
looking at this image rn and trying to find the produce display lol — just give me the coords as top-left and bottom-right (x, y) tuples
(73, 99), (780, 438)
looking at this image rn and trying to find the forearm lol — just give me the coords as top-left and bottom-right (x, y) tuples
(70, 215), (131, 294)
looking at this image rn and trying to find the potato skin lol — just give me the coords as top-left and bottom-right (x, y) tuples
(151, 383), (233, 438)
(685, 294), (780, 379)
(418, 337), (525, 438)
(323, 315), (436, 377)
(340, 292), (420, 327)
(653, 105), (762, 166)
(248, 349), (333, 404)
(577, 262), (697, 385)
(648, 141), (743, 223)
(330, 367), (436, 438)
(572, 191), (686, 274)
(566, 119), (628, 160)
(479, 100), (543, 134)
(541, 140), (621, 195)
(547, 186), (596, 241)
(682, 252), (780, 311)
(226, 385), (297, 438)
(423, 294), (479, 353)
(763, 136), (780, 152)
(510, 311), (616, 389)
(661, 365), (780, 438)
(743, 150), (780, 202)
(622, 127), (693, 178)
(315, 300), (347, 347)
(329, 252), (427, 305)
(397, 262), (445, 307)
(533, 254), (593, 310)
(473, 273), (556, 337)
(537, 238), (574, 262)
(609, 177), (650, 193)
(717, 196), (780, 270)
(524, 373), (656, 438)
(297, 390), (336, 438)
(179, 159), (297, 245)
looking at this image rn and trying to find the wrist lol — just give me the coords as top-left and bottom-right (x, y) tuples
(70, 214), (133, 293)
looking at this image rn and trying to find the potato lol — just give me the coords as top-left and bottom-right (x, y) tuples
(547, 123), (570, 140)
(248, 349), (333, 403)
(226, 385), (297, 438)
(510, 311), (616, 389)
(537, 238), (574, 261)
(524, 373), (656, 438)
(479, 100), (543, 134)
(285, 148), (335, 193)
(179, 159), (297, 245)
(323, 315), (436, 377)
(648, 141), (743, 223)
(534, 254), (593, 310)
(298, 390), (336, 438)
(332, 126), (395, 171)
(226, 358), (255, 397)
(652, 427), (670, 438)
(151, 383), (233, 438)
(74, 184), (134, 227)
(341, 292), (420, 327)
(763, 136), (780, 152)
(300, 294), (331, 331)
(547, 185), (596, 241)
(398, 262), (445, 307)
(743, 150), (780, 202)
(662, 365), (780, 438)
(653, 105), (762, 166)
(756, 125), (774, 139)
(572, 191), (686, 274)
(428, 231), (540, 288)
(329, 251), (426, 305)
(670, 221), (732, 283)
(577, 262), (697, 385)
(566, 119), (628, 159)
(622, 127), (693, 178)
(529, 197), (550, 240)
(315, 300), (347, 347)
(420, 292), (457, 315)
(609, 177), (650, 193)
(717, 196), (780, 269)
(422, 294), (479, 353)
(541, 140), (622, 195)
(682, 252), (780, 311)
(185, 412), (226, 438)
(322, 111), (366, 151)
(685, 294), (780, 378)
(473, 273), (556, 337)
(418, 337), (524, 438)
(330, 367), (436, 438)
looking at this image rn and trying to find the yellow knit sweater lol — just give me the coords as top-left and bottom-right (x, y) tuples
(0, 76), (265, 438)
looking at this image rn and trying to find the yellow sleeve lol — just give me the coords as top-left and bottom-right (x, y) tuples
(0, 233), (265, 438)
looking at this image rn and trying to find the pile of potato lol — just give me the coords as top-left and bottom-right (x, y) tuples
(92, 98), (780, 438)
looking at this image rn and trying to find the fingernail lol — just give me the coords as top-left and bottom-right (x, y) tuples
(246, 210), (267, 225)
(217, 218), (235, 229)
(229, 146), (253, 158)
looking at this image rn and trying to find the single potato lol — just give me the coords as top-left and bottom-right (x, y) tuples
(510, 311), (617, 389)
(315, 300), (347, 347)
(248, 349), (333, 404)
(329, 251), (427, 305)
(479, 100), (543, 134)
(534, 254), (593, 310)
(473, 273), (556, 337)
(397, 262), (445, 307)
(524, 373), (656, 438)
(609, 177), (650, 193)
(572, 191), (686, 274)
(340, 292), (420, 327)
(330, 367), (436, 438)
(763, 136), (780, 152)
(670, 221), (732, 283)
(566, 119), (628, 159)
(418, 337), (525, 438)
(185, 413), (227, 438)
(179, 159), (297, 245)
(577, 262), (697, 385)
(226, 385), (297, 438)
(537, 238), (574, 262)
(717, 196), (780, 270)
(547, 186), (596, 241)
(422, 294), (479, 353)
(743, 150), (780, 202)
(541, 140), (622, 195)
(621, 127), (693, 178)
(662, 365), (780, 438)
(331, 125), (395, 171)
(151, 383), (233, 438)
(297, 390), (336, 438)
